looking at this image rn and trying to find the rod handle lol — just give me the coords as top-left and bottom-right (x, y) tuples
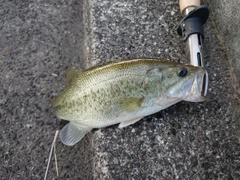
(179, 0), (200, 15)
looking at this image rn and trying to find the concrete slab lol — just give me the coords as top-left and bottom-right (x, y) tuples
(207, 0), (240, 94)
(0, 1), (93, 179)
(85, 0), (240, 179)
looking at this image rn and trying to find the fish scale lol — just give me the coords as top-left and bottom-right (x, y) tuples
(52, 59), (208, 146)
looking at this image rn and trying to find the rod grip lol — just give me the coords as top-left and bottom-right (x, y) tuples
(179, 0), (200, 15)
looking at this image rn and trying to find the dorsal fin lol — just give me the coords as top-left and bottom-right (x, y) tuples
(65, 70), (82, 84)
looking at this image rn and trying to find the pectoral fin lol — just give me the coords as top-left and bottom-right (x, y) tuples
(59, 122), (91, 146)
(120, 98), (144, 112)
(119, 117), (143, 128)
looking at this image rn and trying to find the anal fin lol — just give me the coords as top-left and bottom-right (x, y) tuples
(119, 117), (143, 128)
(59, 122), (91, 146)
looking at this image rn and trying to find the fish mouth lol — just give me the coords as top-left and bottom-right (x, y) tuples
(201, 71), (208, 97)
(192, 69), (208, 102)
(166, 68), (209, 102)
(184, 69), (209, 102)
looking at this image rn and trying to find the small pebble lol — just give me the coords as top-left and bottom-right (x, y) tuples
(51, 73), (58, 77)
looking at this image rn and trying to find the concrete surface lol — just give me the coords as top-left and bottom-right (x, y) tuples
(0, 1), (93, 179)
(207, 0), (240, 94)
(87, 0), (240, 179)
(0, 0), (240, 180)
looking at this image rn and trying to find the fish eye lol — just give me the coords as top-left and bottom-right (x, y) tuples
(178, 68), (188, 77)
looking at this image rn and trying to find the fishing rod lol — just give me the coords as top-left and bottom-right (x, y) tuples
(177, 0), (209, 96)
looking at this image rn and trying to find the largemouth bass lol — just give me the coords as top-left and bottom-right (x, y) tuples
(52, 59), (208, 146)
